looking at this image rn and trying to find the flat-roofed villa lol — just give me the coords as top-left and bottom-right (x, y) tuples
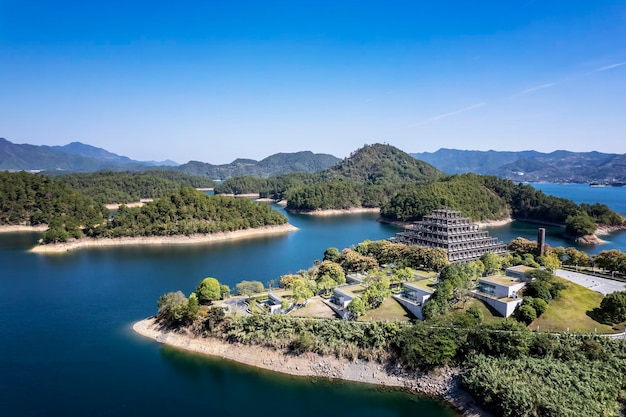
(329, 284), (365, 309)
(472, 275), (525, 317)
(505, 265), (534, 281)
(393, 279), (437, 320)
(266, 292), (292, 314)
(395, 209), (507, 263)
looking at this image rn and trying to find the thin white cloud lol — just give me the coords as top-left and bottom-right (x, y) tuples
(514, 82), (556, 97)
(412, 102), (487, 126)
(595, 62), (626, 72)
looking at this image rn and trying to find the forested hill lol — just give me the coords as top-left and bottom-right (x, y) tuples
(0, 171), (108, 231)
(61, 186), (288, 242)
(321, 143), (443, 184)
(380, 174), (625, 236)
(216, 144), (444, 210)
(411, 148), (626, 183)
(54, 171), (215, 204)
(173, 151), (340, 179)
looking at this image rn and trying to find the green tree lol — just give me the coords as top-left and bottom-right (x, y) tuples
(220, 284), (231, 299)
(347, 297), (365, 318)
(517, 304), (537, 325)
(600, 291), (626, 324)
(323, 247), (340, 262)
(156, 291), (191, 325)
(316, 260), (346, 285)
(480, 253), (502, 275)
(186, 292), (200, 321)
(235, 280), (265, 295)
(196, 277), (222, 304)
(290, 278), (314, 305)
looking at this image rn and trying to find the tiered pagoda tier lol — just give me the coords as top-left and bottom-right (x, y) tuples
(395, 209), (507, 263)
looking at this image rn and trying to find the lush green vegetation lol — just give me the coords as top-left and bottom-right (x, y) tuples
(215, 144), (443, 211)
(89, 186), (287, 238)
(381, 174), (510, 221)
(215, 146), (624, 236)
(56, 170), (215, 204)
(381, 174), (625, 235)
(0, 171), (108, 241)
(153, 239), (626, 416)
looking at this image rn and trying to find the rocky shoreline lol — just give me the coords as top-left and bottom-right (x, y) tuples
(0, 224), (48, 233)
(133, 318), (490, 417)
(30, 224), (298, 253)
(287, 207), (381, 216)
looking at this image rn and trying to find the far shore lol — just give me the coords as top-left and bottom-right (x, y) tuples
(133, 318), (489, 417)
(288, 207), (381, 216)
(30, 224), (298, 253)
(104, 199), (153, 210)
(475, 217), (513, 228)
(0, 224), (48, 233)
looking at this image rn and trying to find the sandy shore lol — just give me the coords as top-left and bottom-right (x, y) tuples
(133, 318), (489, 417)
(289, 207), (381, 216)
(475, 217), (513, 228)
(0, 224), (48, 233)
(30, 224), (298, 253)
(218, 193), (261, 198)
(104, 199), (154, 210)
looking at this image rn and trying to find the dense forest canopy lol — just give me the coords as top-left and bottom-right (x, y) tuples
(54, 170), (215, 204)
(0, 171), (107, 228)
(381, 174), (625, 235)
(215, 145), (624, 235)
(84, 186), (287, 240)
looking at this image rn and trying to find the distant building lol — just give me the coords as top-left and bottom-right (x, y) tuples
(395, 209), (507, 263)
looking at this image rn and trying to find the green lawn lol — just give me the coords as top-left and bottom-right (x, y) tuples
(448, 298), (505, 326)
(359, 297), (413, 322)
(530, 277), (618, 334)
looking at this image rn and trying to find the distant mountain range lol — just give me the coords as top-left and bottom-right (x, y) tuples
(411, 149), (626, 183)
(0, 138), (177, 172)
(0, 138), (340, 178)
(173, 151), (341, 179)
(4, 137), (624, 183)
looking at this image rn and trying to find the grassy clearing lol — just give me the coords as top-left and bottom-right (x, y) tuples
(290, 297), (337, 318)
(448, 298), (505, 325)
(359, 297), (413, 322)
(530, 277), (617, 334)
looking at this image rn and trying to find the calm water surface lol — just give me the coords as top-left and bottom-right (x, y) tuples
(1, 184), (624, 417)
(0, 211), (456, 417)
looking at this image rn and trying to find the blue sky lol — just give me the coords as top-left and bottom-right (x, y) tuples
(1, 1), (625, 164)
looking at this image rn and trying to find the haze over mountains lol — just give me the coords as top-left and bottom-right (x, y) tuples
(1, 138), (625, 183)
(412, 149), (626, 183)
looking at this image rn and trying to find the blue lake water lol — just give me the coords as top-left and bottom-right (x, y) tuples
(1, 183), (625, 416)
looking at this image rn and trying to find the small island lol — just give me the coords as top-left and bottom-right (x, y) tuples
(0, 171), (297, 252)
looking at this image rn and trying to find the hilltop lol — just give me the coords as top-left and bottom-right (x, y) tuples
(174, 151), (340, 179)
(322, 143), (443, 184)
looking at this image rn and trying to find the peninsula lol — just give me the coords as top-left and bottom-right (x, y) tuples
(133, 317), (487, 417)
(32, 224), (297, 253)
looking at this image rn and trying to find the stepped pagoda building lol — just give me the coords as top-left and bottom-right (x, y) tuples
(395, 209), (507, 263)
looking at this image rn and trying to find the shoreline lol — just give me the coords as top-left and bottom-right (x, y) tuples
(30, 224), (298, 253)
(0, 224), (48, 233)
(104, 199), (153, 210)
(288, 207), (381, 216)
(133, 318), (489, 417)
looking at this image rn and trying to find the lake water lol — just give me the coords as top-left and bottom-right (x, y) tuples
(1, 183), (625, 417)
(0, 212), (457, 417)
(483, 183), (626, 255)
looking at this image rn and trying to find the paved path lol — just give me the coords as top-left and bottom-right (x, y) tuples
(555, 269), (626, 295)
